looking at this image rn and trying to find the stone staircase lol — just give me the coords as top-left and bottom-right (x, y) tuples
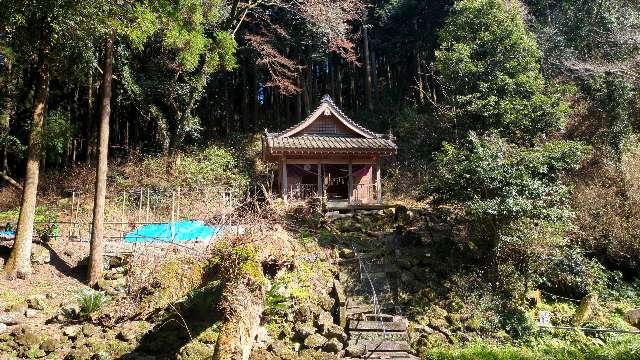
(339, 246), (418, 360)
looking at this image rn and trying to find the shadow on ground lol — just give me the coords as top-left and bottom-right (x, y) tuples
(119, 280), (225, 359)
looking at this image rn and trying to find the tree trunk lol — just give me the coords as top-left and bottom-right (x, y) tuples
(85, 71), (94, 163)
(1, 55), (12, 178)
(371, 50), (378, 97)
(4, 25), (50, 279)
(362, 24), (373, 112)
(88, 30), (115, 286)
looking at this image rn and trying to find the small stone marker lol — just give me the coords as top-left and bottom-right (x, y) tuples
(539, 311), (551, 326)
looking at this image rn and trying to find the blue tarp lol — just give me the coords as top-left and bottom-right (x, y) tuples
(123, 220), (221, 243)
(0, 230), (15, 240)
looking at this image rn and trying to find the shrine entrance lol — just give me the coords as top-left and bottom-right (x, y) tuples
(324, 164), (349, 201)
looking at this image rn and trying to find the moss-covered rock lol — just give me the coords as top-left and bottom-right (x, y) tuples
(177, 340), (215, 360)
(304, 333), (327, 349)
(322, 338), (343, 353)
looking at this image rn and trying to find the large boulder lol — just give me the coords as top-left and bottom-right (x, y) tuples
(316, 311), (334, 333)
(573, 293), (598, 326)
(625, 308), (640, 329)
(345, 344), (366, 357)
(63, 325), (81, 340)
(303, 333), (327, 349)
(294, 323), (316, 339)
(324, 324), (347, 343)
(0, 312), (24, 326)
(332, 280), (346, 306)
(323, 338), (343, 353)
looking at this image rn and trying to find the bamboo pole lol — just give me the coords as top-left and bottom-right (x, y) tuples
(145, 188), (150, 223)
(176, 186), (180, 221)
(73, 194), (81, 239)
(121, 191), (126, 235)
(138, 188), (143, 224)
(171, 190), (175, 242)
(69, 191), (75, 241)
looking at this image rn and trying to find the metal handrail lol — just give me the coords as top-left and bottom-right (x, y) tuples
(351, 241), (388, 340)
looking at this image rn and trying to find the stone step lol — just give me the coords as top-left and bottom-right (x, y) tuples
(348, 330), (409, 342)
(346, 301), (395, 316)
(364, 264), (399, 274)
(351, 340), (412, 352)
(348, 320), (407, 332)
(365, 352), (419, 360)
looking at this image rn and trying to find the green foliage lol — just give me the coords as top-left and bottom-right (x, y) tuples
(264, 282), (291, 320)
(498, 306), (536, 340)
(528, 0), (640, 159)
(213, 243), (265, 286)
(75, 288), (111, 319)
(177, 145), (249, 190)
(138, 145), (249, 191)
(583, 73), (635, 157)
(537, 247), (605, 299)
(43, 109), (74, 165)
(436, 0), (569, 144)
(424, 338), (640, 360)
(427, 133), (589, 225)
(0, 206), (58, 239)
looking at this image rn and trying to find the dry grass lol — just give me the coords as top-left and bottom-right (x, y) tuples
(572, 146), (640, 273)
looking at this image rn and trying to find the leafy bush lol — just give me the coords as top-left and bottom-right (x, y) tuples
(573, 144), (640, 276)
(140, 145), (249, 192)
(44, 109), (75, 166)
(426, 133), (589, 261)
(435, 0), (569, 145)
(536, 247), (605, 299)
(264, 282), (291, 320)
(498, 306), (537, 340)
(75, 288), (111, 318)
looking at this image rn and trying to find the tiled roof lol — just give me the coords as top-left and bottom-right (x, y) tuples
(268, 95), (382, 139)
(263, 94), (397, 157)
(270, 136), (396, 152)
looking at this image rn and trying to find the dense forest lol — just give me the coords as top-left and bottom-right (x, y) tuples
(1, 0), (640, 359)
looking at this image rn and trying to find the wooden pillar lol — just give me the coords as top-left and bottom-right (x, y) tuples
(282, 158), (288, 202)
(348, 161), (353, 205)
(376, 160), (382, 205)
(317, 163), (322, 198)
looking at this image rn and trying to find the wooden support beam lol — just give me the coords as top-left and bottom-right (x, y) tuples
(282, 158), (288, 202)
(348, 161), (353, 205)
(317, 163), (322, 198)
(376, 160), (382, 205)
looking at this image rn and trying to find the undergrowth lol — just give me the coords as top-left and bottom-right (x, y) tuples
(424, 338), (640, 360)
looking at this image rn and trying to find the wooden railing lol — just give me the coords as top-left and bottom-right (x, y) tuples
(288, 184), (319, 200)
(353, 183), (378, 204)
